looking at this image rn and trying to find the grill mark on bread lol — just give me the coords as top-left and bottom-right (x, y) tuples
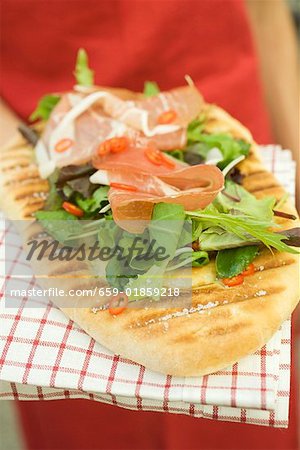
(257, 257), (295, 271)
(0, 157), (36, 170)
(253, 187), (285, 200)
(23, 203), (46, 218)
(5, 177), (44, 188)
(173, 321), (248, 344)
(126, 281), (286, 331)
(12, 181), (49, 200)
(126, 253), (295, 330)
(0, 149), (34, 161)
(243, 170), (265, 177)
(247, 183), (280, 194)
(193, 283), (284, 304)
(3, 166), (42, 183)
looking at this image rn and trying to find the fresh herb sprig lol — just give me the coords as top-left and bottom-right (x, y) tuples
(30, 94), (60, 121)
(143, 81), (160, 97)
(74, 48), (94, 86)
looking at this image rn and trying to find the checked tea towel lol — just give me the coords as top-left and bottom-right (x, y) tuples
(0, 146), (297, 428)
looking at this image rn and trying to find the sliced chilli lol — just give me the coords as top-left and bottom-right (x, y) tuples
(160, 152), (176, 169)
(110, 137), (130, 153)
(62, 201), (84, 217)
(222, 275), (244, 287)
(97, 141), (111, 156)
(97, 137), (129, 156)
(144, 146), (176, 169)
(55, 138), (74, 153)
(110, 182), (138, 192)
(157, 109), (178, 125)
(144, 147), (164, 166)
(241, 263), (255, 277)
(108, 293), (128, 315)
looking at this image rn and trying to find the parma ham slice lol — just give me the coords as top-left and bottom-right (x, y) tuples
(90, 143), (224, 232)
(36, 86), (203, 177)
(92, 139), (187, 175)
(36, 93), (128, 178)
(109, 167), (223, 233)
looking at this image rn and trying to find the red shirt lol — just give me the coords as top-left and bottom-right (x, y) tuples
(1, 0), (272, 143)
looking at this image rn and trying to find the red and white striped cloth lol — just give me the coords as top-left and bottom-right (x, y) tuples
(0, 146), (296, 428)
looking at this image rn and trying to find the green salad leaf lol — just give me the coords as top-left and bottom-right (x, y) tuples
(187, 205), (298, 254)
(187, 118), (206, 141)
(199, 226), (257, 251)
(168, 119), (250, 169)
(34, 210), (80, 243)
(166, 249), (209, 271)
(191, 251), (209, 267)
(195, 180), (285, 252)
(29, 94), (60, 121)
(217, 181), (276, 220)
(167, 149), (185, 162)
(216, 246), (259, 278)
(196, 134), (250, 170)
(126, 265), (163, 300)
(106, 203), (187, 295)
(148, 203), (185, 254)
(74, 48), (94, 86)
(143, 81), (160, 97)
(105, 253), (140, 291)
(75, 186), (109, 213)
(44, 170), (63, 211)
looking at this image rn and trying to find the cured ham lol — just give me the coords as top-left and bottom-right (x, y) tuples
(35, 86), (203, 178)
(92, 139), (187, 175)
(36, 93), (128, 178)
(106, 166), (223, 233)
(134, 86), (203, 129)
(48, 85), (202, 139)
(90, 143), (224, 233)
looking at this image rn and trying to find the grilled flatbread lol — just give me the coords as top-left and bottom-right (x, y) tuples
(0, 92), (299, 376)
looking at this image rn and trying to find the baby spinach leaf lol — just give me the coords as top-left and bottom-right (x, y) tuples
(216, 245), (259, 278)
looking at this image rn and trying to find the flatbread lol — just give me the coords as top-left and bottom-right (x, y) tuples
(0, 91), (299, 376)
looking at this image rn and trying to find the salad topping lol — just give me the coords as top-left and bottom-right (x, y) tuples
(27, 49), (299, 305)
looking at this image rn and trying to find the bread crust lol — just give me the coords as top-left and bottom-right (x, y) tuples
(0, 92), (299, 376)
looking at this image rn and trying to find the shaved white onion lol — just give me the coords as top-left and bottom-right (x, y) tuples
(99, 203), (111, 214)
(90, 170), (110, 185)
(222, 155), (245, 177)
